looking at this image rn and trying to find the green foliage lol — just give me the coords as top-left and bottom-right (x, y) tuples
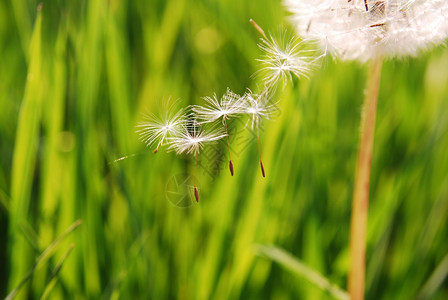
(0, 0), (447, 299)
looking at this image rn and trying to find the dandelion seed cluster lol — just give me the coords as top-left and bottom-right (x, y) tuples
(167, 118), (228, 156)
(137, 89), (278, 157)
(136, 21), (318, 201)
(285, 0), (448, 61)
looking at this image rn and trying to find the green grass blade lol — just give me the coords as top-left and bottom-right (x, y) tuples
(8, 5), (44, 298)
(255, 244), (350, 300)
(5, 220), (81, 300)
(39, 244), (76, 300)
(416, 252), (448, 300)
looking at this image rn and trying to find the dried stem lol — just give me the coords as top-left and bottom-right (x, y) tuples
(348, 54), (383, 300)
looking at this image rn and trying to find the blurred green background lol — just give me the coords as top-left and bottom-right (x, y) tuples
(1, 0), (448, 299)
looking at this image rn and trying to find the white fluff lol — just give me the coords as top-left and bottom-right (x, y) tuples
(284, 0), (448, 61)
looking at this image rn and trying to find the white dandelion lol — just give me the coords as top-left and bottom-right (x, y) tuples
(192, 88), (245, 176)
(284, 1), (448, 298)
(168, 118), (227, 201)
(136, 100), (186, 153)
(284, 0), (448, 61)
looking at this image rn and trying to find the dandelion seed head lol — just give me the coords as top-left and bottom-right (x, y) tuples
(284, 0), (448, 61)
(136, 99), (186, 150)
(257, 35), (316, 87)
(167, 117), (227, 155)
(192, 88), (244, 124)
(242, 90), (279, 129)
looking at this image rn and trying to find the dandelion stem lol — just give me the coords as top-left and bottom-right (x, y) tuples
(250, 19), (268, 40)
(194, 151), (199, 202)
(348, 54), (382, 300)
(223, 118), (234, 176)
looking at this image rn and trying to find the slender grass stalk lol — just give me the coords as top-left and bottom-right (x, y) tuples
(255, 245), (350, 300)
(416, 251), (448, 300)
(40, 244), (76, 300)
(348, 54), (383, 300)
(9, 5), (43, 296)
(0, 187), (9, 212)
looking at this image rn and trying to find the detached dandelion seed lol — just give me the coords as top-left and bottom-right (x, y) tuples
(258, 34), (315, 88)
(249, 19), (318, 178)
(168, 117), (227, 201)
(242, 89), (278, 178)
(192, 89), (243, 124)
(251, 19), (317, 89)
(192, 89), (244, 176)
(243, 89), (278, 131)
(137, 100), (186, 153)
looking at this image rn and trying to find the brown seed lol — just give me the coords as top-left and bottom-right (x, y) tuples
(260, 160), (266, 178)
(229, 160), (234, 176)
(152, 148), (158, 154)
(194, 186), (199, 202)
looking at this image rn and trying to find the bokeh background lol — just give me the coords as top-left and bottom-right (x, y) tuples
(1, 0), (448, 299)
